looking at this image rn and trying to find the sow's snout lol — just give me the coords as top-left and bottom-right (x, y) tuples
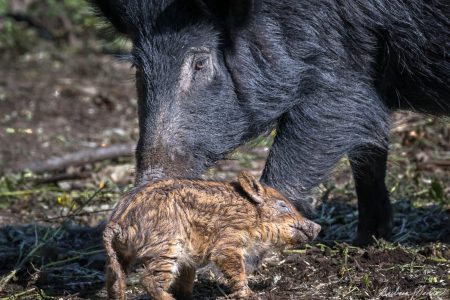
(135, 144), (203, 185)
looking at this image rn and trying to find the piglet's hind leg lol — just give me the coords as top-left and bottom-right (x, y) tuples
(105, 256), (126, 300)
(103, 227), (126, 300)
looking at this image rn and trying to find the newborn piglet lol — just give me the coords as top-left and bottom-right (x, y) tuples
(103, 172), (321, 299)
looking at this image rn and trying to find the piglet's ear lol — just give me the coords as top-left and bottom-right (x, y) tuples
(195, 0), (256, 29)
(90, 0), (129, 35)
(238, 171), (264, 205)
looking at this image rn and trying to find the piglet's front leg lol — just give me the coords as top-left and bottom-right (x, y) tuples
(211, 243), (254, 299)
(171, 265), (196, 300)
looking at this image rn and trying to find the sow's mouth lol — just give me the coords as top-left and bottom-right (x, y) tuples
(135, 168), (166, 186)
(290, 220), (321, 242)
(135, 161), (207, 186)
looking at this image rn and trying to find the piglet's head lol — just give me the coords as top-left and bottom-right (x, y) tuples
(238, 172), (321, 246)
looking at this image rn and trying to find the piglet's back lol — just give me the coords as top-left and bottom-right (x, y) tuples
(108, 179), (256, 230)
(109, 179), (176, 224)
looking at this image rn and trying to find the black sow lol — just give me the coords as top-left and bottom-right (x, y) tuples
(91, 0), (450, 245)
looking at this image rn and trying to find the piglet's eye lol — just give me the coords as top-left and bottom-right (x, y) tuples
(276, 200), (291, 213)
(278, 201), (287, 207)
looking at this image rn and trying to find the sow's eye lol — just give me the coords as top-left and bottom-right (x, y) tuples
(178, 50), (214, 93)
(193, 55), (209, 71)
(275, 200), (292, 214)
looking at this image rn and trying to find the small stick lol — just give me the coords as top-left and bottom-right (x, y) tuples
(34, 173), (90, 184)
(17, 143), (134, 174)
(0, 287), (36, 300)
(43, 208), (113, 222)
(43, 249), (104, 268)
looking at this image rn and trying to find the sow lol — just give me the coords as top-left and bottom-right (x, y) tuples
(92, 0), (450, 245)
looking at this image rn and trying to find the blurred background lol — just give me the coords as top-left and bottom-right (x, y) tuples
(0, 1), (449, 299)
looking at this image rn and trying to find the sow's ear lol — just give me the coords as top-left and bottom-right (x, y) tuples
(90, 0), (129, 35)
(238, 171), (264, 205)
(195, 0), (257, 29)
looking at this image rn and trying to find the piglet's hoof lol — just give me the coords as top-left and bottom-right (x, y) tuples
(228, 287), (255, 299)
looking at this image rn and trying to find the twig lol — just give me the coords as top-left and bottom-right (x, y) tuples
(44, 182), (107, 222)
(0, 270), (17, 293)
(0, 287), (36, 300)
(17, 143), (134, 173)
(67, 183), (107, 217)
(342, 286), (359, 298)
(34, 173), (90, 184)
(43, 249), (103, 268)
(65, 281), (104, 287)
(215, 282), (229, 299)
(43, 208), (113, 222)
(0, 188), (60, 197)
(284, 249), (307, 254)
(0, 227), (62, 292)
(1, 13), (53, 40)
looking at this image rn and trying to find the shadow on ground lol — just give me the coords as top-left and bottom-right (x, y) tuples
(315, 198), (450, 245)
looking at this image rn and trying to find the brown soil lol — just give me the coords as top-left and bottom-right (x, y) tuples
(0, 52), (138, 171)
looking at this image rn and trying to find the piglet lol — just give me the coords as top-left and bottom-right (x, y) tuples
(103, 172), (320, 299)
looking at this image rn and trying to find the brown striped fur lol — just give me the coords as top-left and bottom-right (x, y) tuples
(103, 172), (320, 299)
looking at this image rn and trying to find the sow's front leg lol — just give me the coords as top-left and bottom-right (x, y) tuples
(349, 146), (392, 246)
(261, 86), (390, 244)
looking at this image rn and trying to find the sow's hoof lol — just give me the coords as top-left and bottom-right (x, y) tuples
(353, 224), (393, 246)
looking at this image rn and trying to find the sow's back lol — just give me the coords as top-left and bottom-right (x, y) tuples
(103, 172), (320, 300)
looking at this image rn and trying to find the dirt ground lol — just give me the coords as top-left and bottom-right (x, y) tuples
(0, 50), (449, 299)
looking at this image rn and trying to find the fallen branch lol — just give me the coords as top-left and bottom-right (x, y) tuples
(0, 188), (60, 197)
(43, 208), (113, 222)
(0, 13), (54, 40)
(34, 172), (90, 184)
(43, 249), (104, 268)
(17, 143), (134, 174)
(0, 287), (36, 300)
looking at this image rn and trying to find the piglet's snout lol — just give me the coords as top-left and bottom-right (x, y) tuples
(303, 219), (321, 240)
(292, 219), (321, 242)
